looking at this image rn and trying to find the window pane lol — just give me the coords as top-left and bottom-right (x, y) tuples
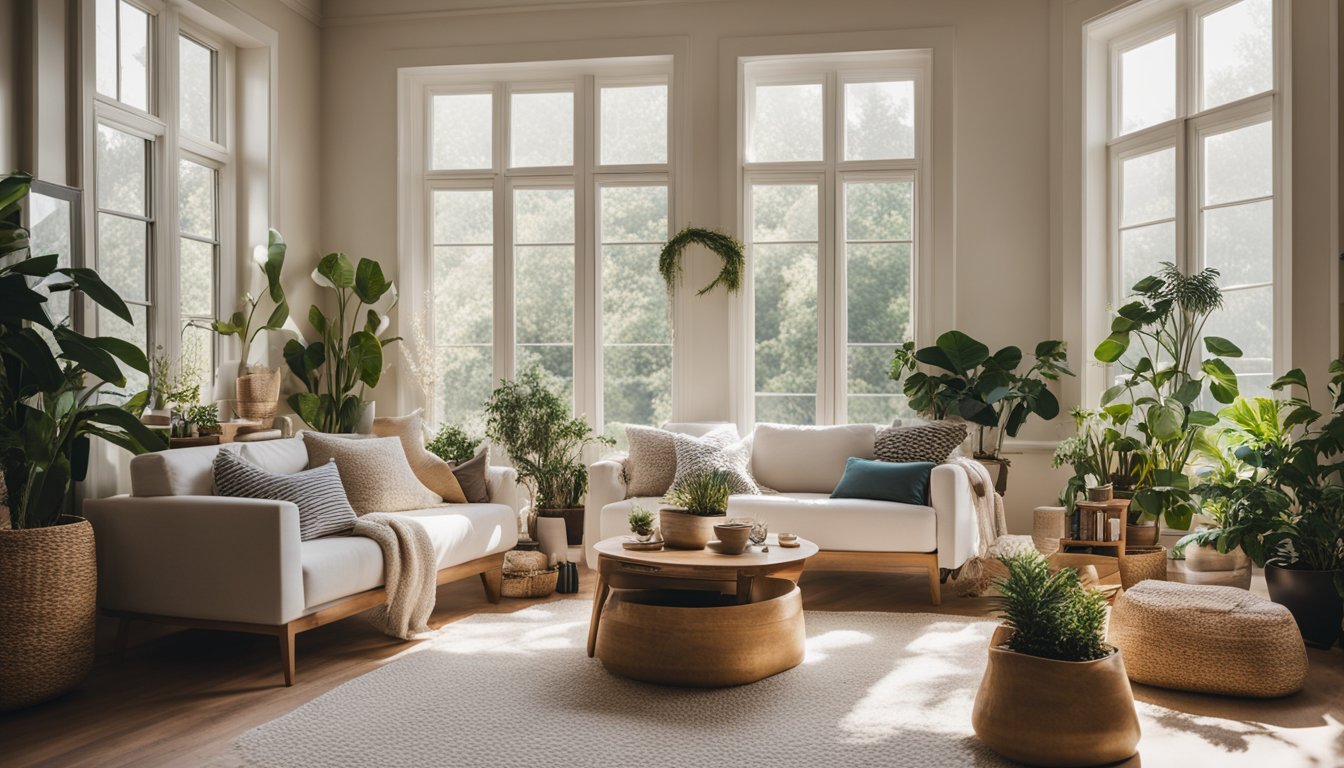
(752, 184), (818, 242)
(99, 303), (149, 395)
(179, 160), (215, 239)
(118, 1), (150, 112)
(756, 395), (816, 426)
(1120, 221), (1175, 294)
(179, 36), (214, 140)
(749, 83), (822, 162)
(431, 93), (492, 170)
(1204, 199), (1272, 287)
(97, 214), (147, 303)
(603, 245), (669, 343)
(843, 81), (915, 161)
(604, 345), (672, 437)
(29, 193), (74, 326)
(433, 189), (493, 245)
(754, 242), (817, 416)
(1203, 285), (1272, 396)
(1204, 120), (1272, 205)
(1121, 147), (1175, 227)
(97, 125), (145, 215)
(600, 84), (667, 165)
(1119, 34), (1176, 136)
(848, 345), (906, 402)
(600, 186), (667, 243)
(432, 246), (493, 345)
(510, 91), (573, 168)
(1201, 0), (1273, 110)
(96, 0), (116, 99)
(846, 181), (912, 242)
(179, 238), (214, 316)
(435, 345), (492, 430)
(847, 243), (911, 344)
(513, 188), (574, 244)
(181, 322), (214, 392)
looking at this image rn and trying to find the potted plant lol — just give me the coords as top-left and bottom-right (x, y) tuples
(888, 331), (1072, 460)
(971, 552), (1140, 766)
(426, 423), (482, 464)
(1086, 263), (1241, 545)
(660, 469), (732, 549)
(627, 505), (656, 543)
(0, 172), (168, 711)
(1201, 368), (1344, 647)
(484, 367), (614, 545)
(196, 228), (289, 425)
(284, 251), (399, 433)
(1167, 424), (1255, 588)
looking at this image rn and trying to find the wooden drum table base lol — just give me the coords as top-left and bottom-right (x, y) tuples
(594, 578), (805, 687)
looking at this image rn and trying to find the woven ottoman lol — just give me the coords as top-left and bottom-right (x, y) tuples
(1109, 581), (1307, 698)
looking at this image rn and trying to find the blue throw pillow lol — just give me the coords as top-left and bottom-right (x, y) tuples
(831, 457), (935, 505)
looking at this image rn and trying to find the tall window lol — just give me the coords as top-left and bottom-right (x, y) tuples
(408, 60), (674, 438)
(93, 0), (231, 395)
(1108, 0), (1279, 396)
(742, 52), (926, 425)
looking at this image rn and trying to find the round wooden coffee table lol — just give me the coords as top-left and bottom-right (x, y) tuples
(587, 536), (818, 686)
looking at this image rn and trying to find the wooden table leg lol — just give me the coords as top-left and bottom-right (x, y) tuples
(736, 572), (756, 605)
(587, 564), (610, 658)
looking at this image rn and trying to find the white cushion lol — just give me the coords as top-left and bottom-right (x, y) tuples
(661, 421), (739, 438)
(749, 423), (877, 494)
(239, 438), (310, 475)
(130, 438), (311, 497)
(300, 536), (384, 608)
(597, 493), (935, 554)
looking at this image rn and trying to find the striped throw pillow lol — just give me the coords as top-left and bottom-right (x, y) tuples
(213, 449), (356, 541)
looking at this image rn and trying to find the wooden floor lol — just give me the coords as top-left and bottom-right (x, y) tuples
(2, 567), (1340, 767)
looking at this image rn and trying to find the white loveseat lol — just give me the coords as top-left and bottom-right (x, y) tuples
(83, 437), (520, 685)
(585, 423), (978, 604)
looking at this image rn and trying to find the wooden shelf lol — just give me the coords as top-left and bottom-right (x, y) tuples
(1060, 539), (1124, 548)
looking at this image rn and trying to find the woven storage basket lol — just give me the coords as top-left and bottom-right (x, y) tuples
(1119, 545), (1168, 590)
(235, 369), (281, 425)
(0, 516), (97, 712)
(501, 568), (558, 598)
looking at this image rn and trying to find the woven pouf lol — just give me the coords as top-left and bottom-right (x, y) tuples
(1109, 581), (1307, 698)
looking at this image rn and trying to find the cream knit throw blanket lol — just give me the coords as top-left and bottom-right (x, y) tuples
(352, 513), (437, 640)
(944, 456), (1008, 596)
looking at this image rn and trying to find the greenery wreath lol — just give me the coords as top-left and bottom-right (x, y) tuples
(658, 227), (745, 298)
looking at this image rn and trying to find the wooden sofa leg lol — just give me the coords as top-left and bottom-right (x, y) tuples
(927, 559), (942, 606)
(480, 567), (503, 604)
(279, 625), (296, 687)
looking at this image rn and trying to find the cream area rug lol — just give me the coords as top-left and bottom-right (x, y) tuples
(216, 601), (1341, 768)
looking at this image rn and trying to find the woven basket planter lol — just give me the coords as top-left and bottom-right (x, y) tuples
(0, 516), (97, 712)
(1119, 545), (1168, 590)
(235, 369), (281, 425)
(501, 568), (559, 599)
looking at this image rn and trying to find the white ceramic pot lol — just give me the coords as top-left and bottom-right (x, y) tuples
(536, 515), (569, 564)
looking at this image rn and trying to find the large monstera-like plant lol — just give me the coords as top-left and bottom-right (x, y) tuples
(889, 331), (1072, 459)
(1090, 262), (1241, 531)
(284, 252), (399, 433)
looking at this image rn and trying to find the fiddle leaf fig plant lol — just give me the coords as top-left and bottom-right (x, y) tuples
(284, 252), (400, 433)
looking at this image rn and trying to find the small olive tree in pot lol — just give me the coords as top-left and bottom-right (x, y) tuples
(484, 367), (613, 545)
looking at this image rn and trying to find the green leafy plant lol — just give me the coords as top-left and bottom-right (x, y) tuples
(992, 552), (1110, 662)
(284, 252), (400, 433)
(483, 367), (614, 510)
(0, 172), (168, 529)
(198, 228), (288, 378)
(426, 423), (481, 465)
(664, 469), (732, 516)
(185, 403), (220, 435)
(628, 505), (655, 536)
(148, 344), (203, 411)
(1088, 263), (1241, 530)
(658, 227), (744, 298)
(1051, 406), (1146, 510)
(889, 331), (1072, 458)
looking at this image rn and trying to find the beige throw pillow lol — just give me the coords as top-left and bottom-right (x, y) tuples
(624, 425), (679, 497)
(372, 410), (468, 504)
(302, 432), (443, 515)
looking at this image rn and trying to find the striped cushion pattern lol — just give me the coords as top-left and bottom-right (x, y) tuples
(213, 449), (356, 541)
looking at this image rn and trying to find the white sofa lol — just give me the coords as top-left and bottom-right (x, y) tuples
(83, 437), (520, 685)
(585, 423), (978, 604)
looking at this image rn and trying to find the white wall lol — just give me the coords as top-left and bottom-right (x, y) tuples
(321, 0), (1074, 531)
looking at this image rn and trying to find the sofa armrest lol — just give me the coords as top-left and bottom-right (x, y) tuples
(83, 495), (305, 626)
(584, 459), (628, 568)
(929, 464), (980, 571)
(486, 465), (522, 514)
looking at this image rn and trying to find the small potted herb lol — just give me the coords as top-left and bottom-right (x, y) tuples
(972, 552), (1140, 766)
(660, 470), (732, 549)
(627, 506), (656, 543)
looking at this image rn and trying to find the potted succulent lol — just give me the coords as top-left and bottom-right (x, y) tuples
(972, 552), (1140, 766)
(284, 251), (400, 433)
(659, 469), (732, 549)
(627, 505), (656, 543)
(484, 367), (614, 545)
(0, 172), (168, 711)
(1200, 368), (1344, 648)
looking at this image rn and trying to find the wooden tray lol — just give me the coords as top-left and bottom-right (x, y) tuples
(622, 539), (664, 551)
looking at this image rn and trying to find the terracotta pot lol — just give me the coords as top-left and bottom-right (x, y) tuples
(659, 507), (723, 549)
(0, 517), (97, 712)
(972, 625), (1140, 766)
(235, 369), (281, 426)
(1265, 564), (1344, 649)
(1126, 522), (1160, 547)
(538, 507), (584, 547)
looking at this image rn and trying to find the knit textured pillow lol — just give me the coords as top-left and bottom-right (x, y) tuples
(302, 433), (443, 515)
(874, 421), (968, 464)
(372, 409), (468, 504)
(212, 449), (356, 541)
(667, 428), (760, 496)
(624, 425), (679, 497)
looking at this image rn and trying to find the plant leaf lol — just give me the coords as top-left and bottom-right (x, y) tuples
(354, 258), (390, 304)
(1093, 332), (1130, 363)
(315, 252), (355, 289)
(1203, 336), (1242, 358)
(1201, 358), (1239, 404)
